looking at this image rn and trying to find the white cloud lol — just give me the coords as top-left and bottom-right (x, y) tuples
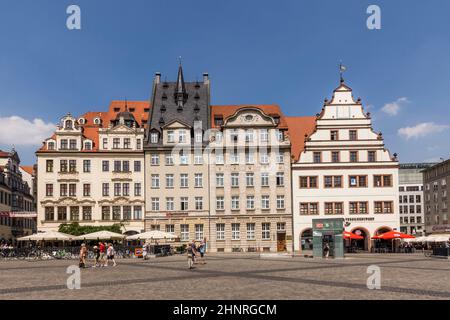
(0, 116), (55, 146)
(381, 97), (409, 116)
(398, 122), (449, 140)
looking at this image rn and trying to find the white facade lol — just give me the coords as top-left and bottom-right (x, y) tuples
(292, 80), (400, 252)
(37, 110), (146, 234)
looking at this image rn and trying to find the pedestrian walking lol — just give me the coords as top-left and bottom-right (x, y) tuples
(99, 242), (106, 267)
(93, 246), (100, 267)
(105, 243), (117, 267)
(198, 238), (207, 264)
(323, 242), (330, 259)
(79, 243), (87, 268)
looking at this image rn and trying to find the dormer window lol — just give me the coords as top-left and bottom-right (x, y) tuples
(69, 139), (77, 150)
(114, 108), (120, 112)
(167, 130), (175, 143)
(60, 139), (68, 150)
(151, 132), (159, 144)
(277, 130), (284, 142)
(178, 130), (187, 143)
(273, 116), (280, 125)
(84, 141), (92, 150)
(78, 118), (86, 125)
(214, 116), (223, 126)
(94, 118), (101, 125)
(65, 120), (73, 130)
(48, 141), (55, 150)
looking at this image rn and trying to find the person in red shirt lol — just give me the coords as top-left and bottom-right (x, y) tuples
(99, 242), (106, 267)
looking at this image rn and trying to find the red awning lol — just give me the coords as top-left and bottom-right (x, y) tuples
(344, 231), (364, 240)
(372, 231), (415, 240)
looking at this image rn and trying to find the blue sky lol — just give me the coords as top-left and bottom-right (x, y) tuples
(0, 0), (449, 165)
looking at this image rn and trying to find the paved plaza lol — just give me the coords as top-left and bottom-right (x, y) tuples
(0, 253), (449, 300)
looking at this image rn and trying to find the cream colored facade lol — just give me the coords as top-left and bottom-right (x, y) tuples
(208, 108), (293, 253)
(37, 112), (145, 234)
(144, 121), (210, 241)
(292, 80), (400, 252)
(0, 178), (12, 240)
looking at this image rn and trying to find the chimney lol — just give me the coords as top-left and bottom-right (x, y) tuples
(154, 72), (161, 84)
(203, 72), (209, 84)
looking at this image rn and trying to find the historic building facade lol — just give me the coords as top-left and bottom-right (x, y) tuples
(399, 163), (435, 235)
(0, 149), (36, 242)
(291, 79), (400, 252)
(207, 105), (293, 253)
(143, 66), (212, 241)
(36, 101), (149, 234)
(423, 159), (450, 235)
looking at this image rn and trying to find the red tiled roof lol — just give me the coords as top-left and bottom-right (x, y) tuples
(285, 116), (317, 161)
(210, 104), (288, 129)
(20, 166), (34, 175)
(0, 151), (10, 158)
(37, 100), (151, 152)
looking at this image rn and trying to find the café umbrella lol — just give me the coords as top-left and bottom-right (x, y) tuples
(73, 231), (125, 241)
(344, 231), (364, 240)
(17, 231), (74, 241)
(372, 231), (415, 240)
(126, 230), (178, 241)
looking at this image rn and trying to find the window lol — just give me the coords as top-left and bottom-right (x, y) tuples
(69, 139), (77, 150)
(45, 207), (54, 221)
(151, 175), (160, 188)
(245, 149), (255, 164)
(276, 152), (284, 164)
(383, 201), (393, 213)
(247, 223), (256, 240)
(230, 150), (239, 164)
(180, 150), (189, 165)
(163, 174), (173, 189)
(122, 161), (130, 172)
(83, 160), (91, 173)
(349, 130), (357, 141)
(260, 151), (269, 164)
(180, 225), (189, 241)
(114, 161), (121, 172)
(102, 160), (109, 172)
(194, 173), (203, 188)
(368, 151), (376, 162)
(46, 184), (53, 197)
(231, 223), (240, 240)
(261, 173), (269, 186)
(178, 130), (186, 143)
(133, 206), (142, 220)
(300, 203), (319, 215)
(324, 176), (342, 188)
(231, 196), (240, 210)
(180, 174), (188, 188)
(113, 138), (120, 149)
(330, 130), (338, 141)
(134, 182), (142, 197)
(48, 141), (55, 150)
(349, 175), (367, 188)
(276, 130), (284, 142)
(151, 132), (159, 143)
(261, 195), (270, 210)
(181, 197), (188, 211)
(69, 184), (76, 197)
(57, 207), (67, 221)
(276, 172), (284, 186)
(349, 151), (358, 163)
(60, 160), (68, 173)
(350, 202), (368, 214)
(82, 206), (92, 220)
(134, 161), (141, 172)
(112, 206), (121, 220)
(195, 224), (204, 241)
(216, 224), (225, 240)
(60, 184), (67, 197)
(195, 197), (203, 210)
(247, 195), (255, 209)
(123, 206), (131, 220)
(299, 176), (318, 188)
(313, 152), (322, 163)
(122, 183), (129, 196)
(231, 173), (239, 187)
(46, 160), (53, 172)
(246, 173), (254, 187)
(114, 183), (121, 196)
(216, 197), (224, 210)
(69, 160), (76, 172)
(194, 153), (203, 165)
(102, 138), (108, 150)
(136, 139), (142, 150)
(167, 130), (175, 143)
(276, 195), (285, 209)
(166, 197), (174, 211)
(151, 198), (160, 211)
(214, 117), (223, 126)
(215, 151), (224, 164)
(374, 175), (392, 187)
(70, 206), (80, 221)
(151, 154), (159, 166)
(84, 141), (92, 150)
(60, 139), (68, 150)
(260, 129), (269, 142)
(123, 138), (131, 149)
(216, 173), (224, 187)
(262, 223), (270, 240)
(102, 183), (109, 197)
(215, 131), (223, 143)
(165, 154), (174, 165)
(331, 151), (340, 163)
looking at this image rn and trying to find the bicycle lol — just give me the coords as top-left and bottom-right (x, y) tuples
(423, 249), (433, 257)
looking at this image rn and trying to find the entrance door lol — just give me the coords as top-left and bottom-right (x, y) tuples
(322, 234), (335, 257)
(277, 233), (286, 252)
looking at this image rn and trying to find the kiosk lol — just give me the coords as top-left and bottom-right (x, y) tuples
(312, 218), (344, 258)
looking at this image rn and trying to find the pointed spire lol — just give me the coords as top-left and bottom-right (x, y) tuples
(176, 58), (186, 95)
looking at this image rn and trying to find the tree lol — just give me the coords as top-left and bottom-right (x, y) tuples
(58, 222), (122, 236)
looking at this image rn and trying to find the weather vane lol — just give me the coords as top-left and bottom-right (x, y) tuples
(339, 61), (347, 82)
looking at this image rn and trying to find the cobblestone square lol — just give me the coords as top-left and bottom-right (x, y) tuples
(0, 253), (449, 300)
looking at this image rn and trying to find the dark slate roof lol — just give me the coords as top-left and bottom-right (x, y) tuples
(145, 66), (210, 147)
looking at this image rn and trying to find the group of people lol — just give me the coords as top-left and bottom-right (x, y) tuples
(186, 238), (207, 268)
(0, 241), (13, 250)
(79, 242), (116, 268)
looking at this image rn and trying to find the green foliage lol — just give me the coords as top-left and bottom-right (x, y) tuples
(58, 222), (122, 236)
